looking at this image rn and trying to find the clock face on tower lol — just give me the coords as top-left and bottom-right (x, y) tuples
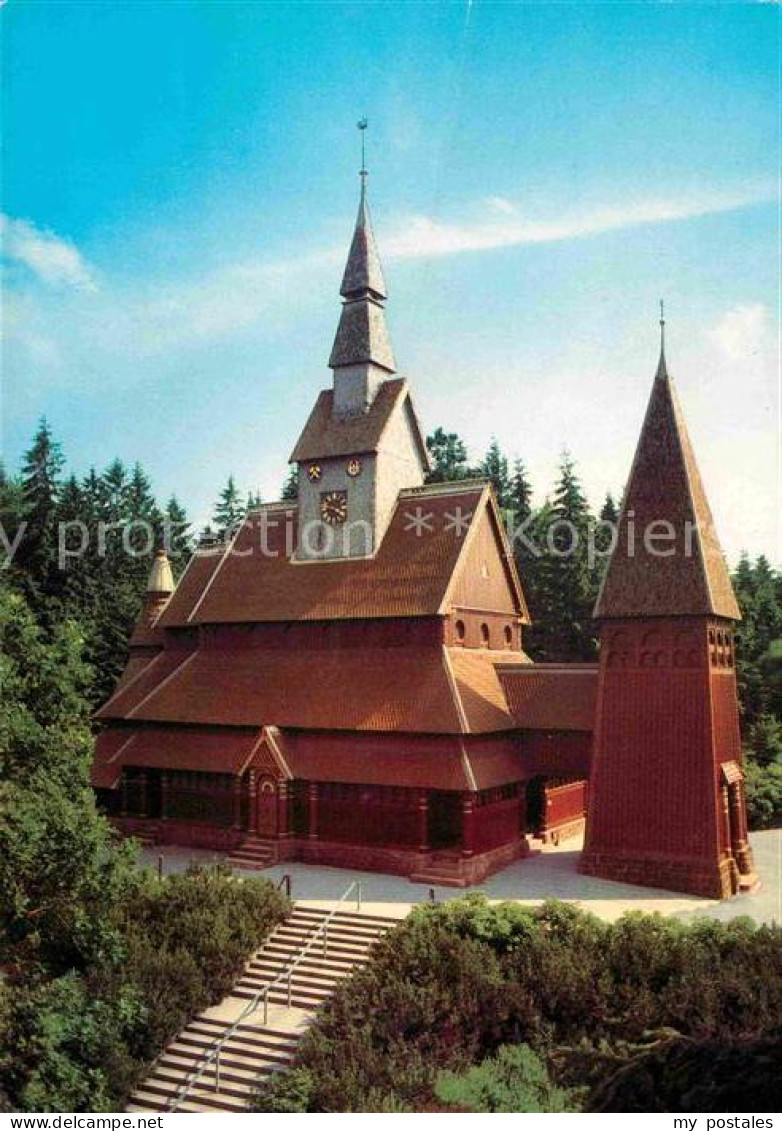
(320, 490), (348, 526)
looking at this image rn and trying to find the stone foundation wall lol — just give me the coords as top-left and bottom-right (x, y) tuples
(580, 850), (737, 899)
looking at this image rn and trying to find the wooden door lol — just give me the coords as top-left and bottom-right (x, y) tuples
(257, 778), (278, 837)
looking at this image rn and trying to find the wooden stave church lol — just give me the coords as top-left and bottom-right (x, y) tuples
(92, 172), (758, 898)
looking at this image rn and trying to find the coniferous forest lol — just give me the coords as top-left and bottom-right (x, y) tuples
(0, 416), (780, 1112)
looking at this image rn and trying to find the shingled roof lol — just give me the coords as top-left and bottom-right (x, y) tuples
(340, 178), (387, 300)
(498, 663), (598, 732)
(330, 177), (395, 372)
(97, 641), (530, 735)
(595, 352), (740, 620)
(289, 377), (426, 463)
(156, 483), (525, 627)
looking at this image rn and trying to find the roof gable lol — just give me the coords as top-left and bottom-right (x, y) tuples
(595, 369), (740, 620)
(441, 487), (529, 622)
(163, 484), (488, 626)
(290, 377), (415, 463)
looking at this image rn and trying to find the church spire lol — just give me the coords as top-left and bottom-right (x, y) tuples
(594, 321), (740, 620)
(656, 298), (668, 380)
(329, 121), (395, 376)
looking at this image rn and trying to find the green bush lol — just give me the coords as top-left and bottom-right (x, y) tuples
(588, 1033), (782, 1113)
(254, 1067), (316, 1112)
(745, 760), (782, 830)
(2, 864), (289, 1111)
(435, 1044), (577, 1112)
(118, 864), (290, 1073)
(276, 896), (782, 1112)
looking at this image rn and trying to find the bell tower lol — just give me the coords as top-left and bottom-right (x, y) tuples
(289, 125), (429, 561)
(581, 315), (758, 898)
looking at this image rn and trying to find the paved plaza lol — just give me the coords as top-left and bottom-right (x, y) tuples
(141, 827), (780, 926)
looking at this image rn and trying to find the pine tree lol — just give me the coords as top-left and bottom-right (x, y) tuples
(599, 492), (619, 525)
(246, 489), (262, 511)
(481, 438), (512, 511)
(733, 555), (782, 725)
(281, 466), (299, 501)
(510, 459), (533, 524)
(521, 453), (598, 662)
(125, 462), (162, 580)
(425, 427), (470, 484)
(17, 419), (66, 599)
(0, 587), (135, 973)
(164, 496), (192, 571)
(212, 475), (245, 536)
(0, 461), (27, 582)
(52, 475), (96, 616)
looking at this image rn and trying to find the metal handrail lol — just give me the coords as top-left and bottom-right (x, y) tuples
(167, 879), (363, 1110)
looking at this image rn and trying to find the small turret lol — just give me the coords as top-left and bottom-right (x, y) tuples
(128, 548), (175, 653)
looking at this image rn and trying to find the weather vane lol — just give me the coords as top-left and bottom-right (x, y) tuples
(357, 117), (368, 179)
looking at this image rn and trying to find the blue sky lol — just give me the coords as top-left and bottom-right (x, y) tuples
(2, 0), (779, 562)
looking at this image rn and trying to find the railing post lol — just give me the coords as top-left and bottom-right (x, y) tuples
(215, 1047), (220, 1092)
(357, 881), (362, 911)
(323, 921), (328, 959)
(263, 988), (268, 1024)
(287, 970), (292, 1008)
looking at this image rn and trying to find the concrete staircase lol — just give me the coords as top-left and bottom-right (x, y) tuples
(227, 835), (276, 871)
(127, 902), (397, 1113)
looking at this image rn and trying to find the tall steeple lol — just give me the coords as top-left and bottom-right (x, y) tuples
(595, 315), (739, 620)
(582, 316), (755, 900)
(329, 122), (396, 413)
(656, 298), (668, 380)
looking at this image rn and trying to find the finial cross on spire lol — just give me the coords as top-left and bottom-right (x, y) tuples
(357, 117), (368, 181)
(659, 297), (666, 352)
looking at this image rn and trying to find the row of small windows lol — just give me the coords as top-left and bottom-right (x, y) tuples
(454, 620), (515, 649)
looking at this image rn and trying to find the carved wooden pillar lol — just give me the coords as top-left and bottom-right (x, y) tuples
(729, 783), (753, 874)
(720, 785), (732, 855)
(417, 789), (429, 853)
(232, 775), (243, 831)
(248, 771), (258, 835)
(461, 794), (475, 858)
(138, 771), (148, 819)
(160, 772), (169, 822)
(308, 783), (319, 841)
(278, 781), (290, 839)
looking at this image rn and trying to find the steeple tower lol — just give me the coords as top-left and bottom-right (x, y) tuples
(329, 123), (396, 415)
(581, 318), (756, 898)
(289, 128), (429, 561)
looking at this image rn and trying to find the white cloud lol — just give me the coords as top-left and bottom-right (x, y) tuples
(383, 184), (778, 261)
(0, 214), (98, 291)
(708, 303), (772, 361)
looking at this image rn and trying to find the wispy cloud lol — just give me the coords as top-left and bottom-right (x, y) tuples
(708, 302), (772, 361)
(0, 214), (98, 291)
(1, 182), (776, 366)
(383, 184), (778, 260)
